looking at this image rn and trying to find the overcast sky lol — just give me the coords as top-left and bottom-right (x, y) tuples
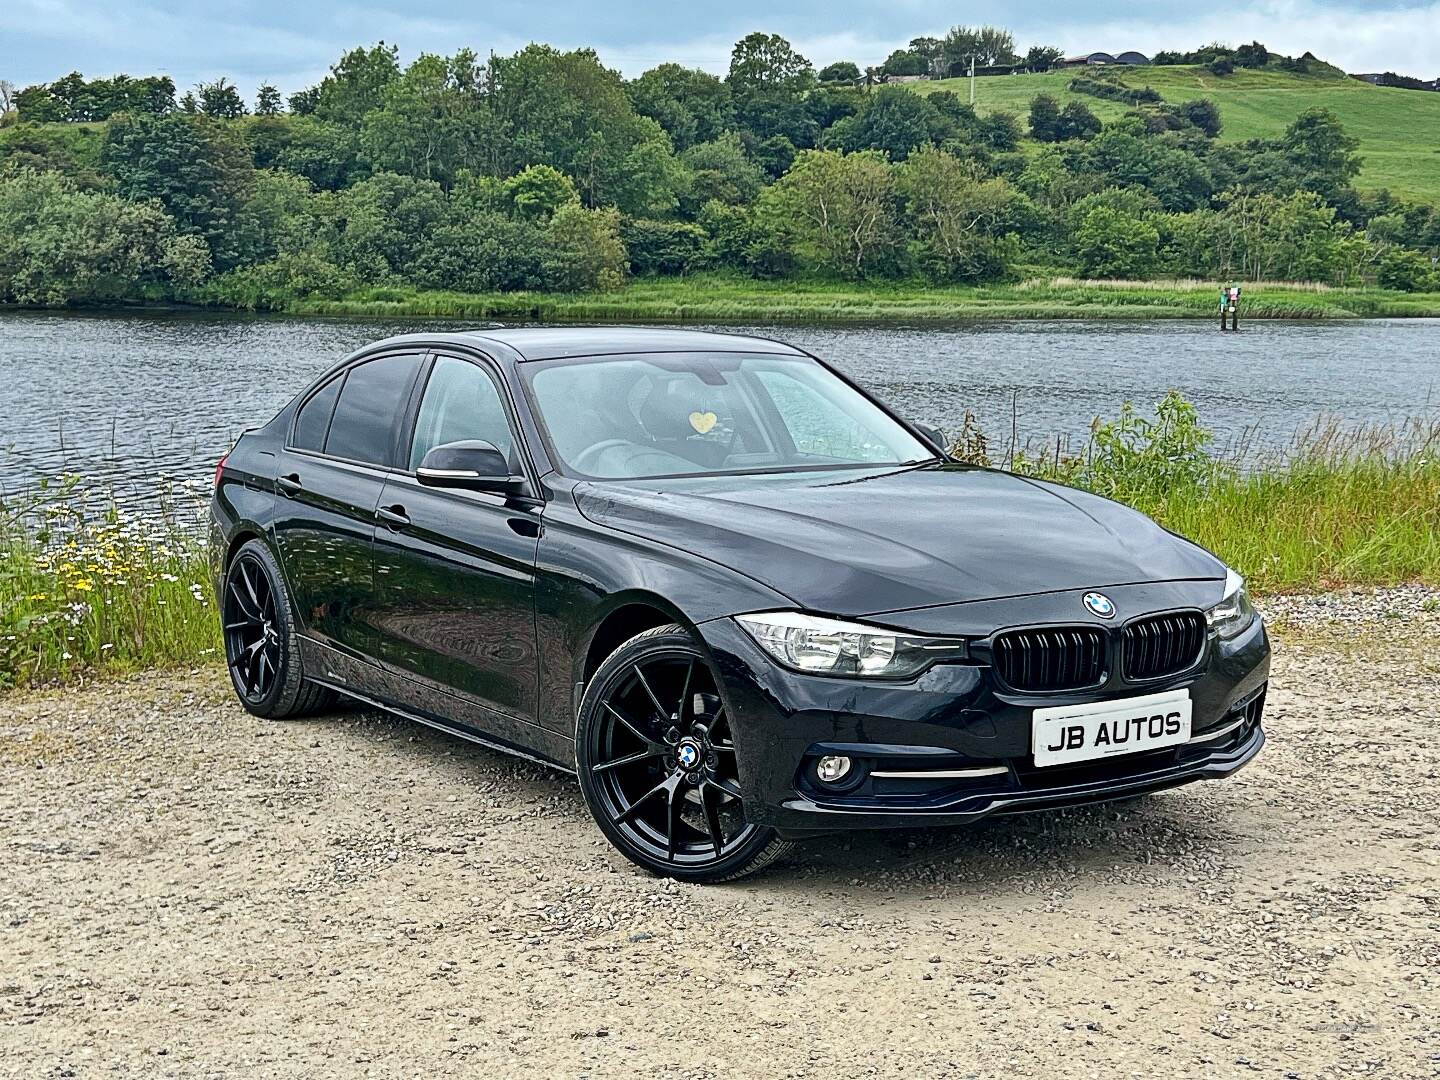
(5, 1), (1438, 98)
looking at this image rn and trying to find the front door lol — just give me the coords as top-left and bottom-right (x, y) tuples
(270, 352), (423, 660)
(370, 354), (543, 724)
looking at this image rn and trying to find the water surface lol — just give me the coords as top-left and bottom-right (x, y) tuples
(2, 311), (1435, 515)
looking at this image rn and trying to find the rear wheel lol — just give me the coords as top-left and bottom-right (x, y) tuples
(221, 539), (335, 719)
(576, 625), (792, 882)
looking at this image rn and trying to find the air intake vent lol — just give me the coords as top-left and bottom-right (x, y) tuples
(993, 626), (1106, 692)
(1122, 611), (1206, 681)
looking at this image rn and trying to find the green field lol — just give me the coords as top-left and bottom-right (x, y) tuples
(916, 65), (1440, 203)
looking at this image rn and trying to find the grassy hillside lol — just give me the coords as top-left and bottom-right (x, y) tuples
(915, 65), (1440, 203)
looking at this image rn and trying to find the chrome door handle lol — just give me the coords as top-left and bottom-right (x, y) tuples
(376, 505), (411, 528)
(278, 472), (302, 492)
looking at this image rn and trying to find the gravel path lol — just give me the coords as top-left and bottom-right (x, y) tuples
(2, 619), (1437, 1079)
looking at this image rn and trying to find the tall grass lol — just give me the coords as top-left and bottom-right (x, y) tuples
(290, 274), (1440, 323)
(0, 477), (217, 690)
(993, 397), (1440, 592)
(0, 402), (1435, 691)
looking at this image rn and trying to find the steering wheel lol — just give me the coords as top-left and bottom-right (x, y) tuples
(572, 439), (643, 475)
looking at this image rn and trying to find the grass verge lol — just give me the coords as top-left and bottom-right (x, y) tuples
(287, 274), (1440, 323)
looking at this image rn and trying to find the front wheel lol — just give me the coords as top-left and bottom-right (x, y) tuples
(575, 625), (792, 882)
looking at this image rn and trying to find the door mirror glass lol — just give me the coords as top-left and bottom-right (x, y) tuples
(416, 440), (520, 494)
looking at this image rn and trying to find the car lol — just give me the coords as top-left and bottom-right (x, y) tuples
(210, 327), (1270, 882)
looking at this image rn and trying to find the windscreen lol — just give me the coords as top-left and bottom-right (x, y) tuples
(522, 352), (932, 480)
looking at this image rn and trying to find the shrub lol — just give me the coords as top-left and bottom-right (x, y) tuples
(542, 204), (628, 291)
(622, 219), (708, 275)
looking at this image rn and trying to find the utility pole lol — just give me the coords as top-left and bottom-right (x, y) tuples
(969, 55), (976, 104)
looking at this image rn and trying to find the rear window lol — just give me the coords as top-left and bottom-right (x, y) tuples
(292, 376), (341, 452)
(323, 354), (422, 465)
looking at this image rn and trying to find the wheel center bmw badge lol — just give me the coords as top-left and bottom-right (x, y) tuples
(1083, 592), (1116, 618)
(676, 741), (701, 768)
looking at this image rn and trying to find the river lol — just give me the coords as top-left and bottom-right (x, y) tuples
(2, 310), (1436, 516)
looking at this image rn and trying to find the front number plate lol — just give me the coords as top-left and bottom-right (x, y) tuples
(1031, 689), (1191, 768)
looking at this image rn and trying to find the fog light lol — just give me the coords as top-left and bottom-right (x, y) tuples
(815, 755), (853, 784)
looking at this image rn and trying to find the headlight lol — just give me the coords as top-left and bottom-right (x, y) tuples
(735, 611), (967, 678)
(1205, 569), (1258, 639)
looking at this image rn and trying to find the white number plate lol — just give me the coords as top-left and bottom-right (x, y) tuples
(1031, 689), (1191, 768)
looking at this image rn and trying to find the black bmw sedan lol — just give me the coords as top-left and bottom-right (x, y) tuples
(210, 327), (1269, 882)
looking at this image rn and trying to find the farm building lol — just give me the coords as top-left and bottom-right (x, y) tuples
(1059, 51), (1150, 67)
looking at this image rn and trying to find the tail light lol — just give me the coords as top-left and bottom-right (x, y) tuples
(214, 453), (229, 492)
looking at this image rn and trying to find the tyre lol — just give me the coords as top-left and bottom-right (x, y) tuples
(221, 539), (336, 719)
(575, 624), (793, 883)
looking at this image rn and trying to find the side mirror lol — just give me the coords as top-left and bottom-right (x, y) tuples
(416, 440), (523, 495)
(914, 422), (949, 454)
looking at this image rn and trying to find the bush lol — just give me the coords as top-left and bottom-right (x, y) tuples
(622, 219), (708, 275)
(414, 213), (548, 292)
(1067, 77), (1161, 105)
(1207, 57), (1235, 76)
(1377, 248), (1438, 292)
(1072, 205), (1160, 277)
(542, 204), (628, 291)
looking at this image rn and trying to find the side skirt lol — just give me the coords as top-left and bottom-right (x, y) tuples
(310, 676), (576, 776)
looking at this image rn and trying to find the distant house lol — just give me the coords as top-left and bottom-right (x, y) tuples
(1059, 50), (1150, 68)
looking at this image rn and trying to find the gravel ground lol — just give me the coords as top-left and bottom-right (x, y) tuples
(2, 613), (1438, 1079)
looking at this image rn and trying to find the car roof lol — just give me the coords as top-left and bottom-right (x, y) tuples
(362, 326), (807, 363)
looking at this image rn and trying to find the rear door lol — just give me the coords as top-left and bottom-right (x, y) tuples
(271, 351), (423, 660)
(370, 353), (544, 724)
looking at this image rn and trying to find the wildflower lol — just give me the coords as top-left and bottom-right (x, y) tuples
(100, 643), (113, 651)
(61, 652), (71, 660)
(27, 593), (47, 601)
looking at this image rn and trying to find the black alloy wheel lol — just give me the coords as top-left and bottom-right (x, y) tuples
(577, 625), (792, 882)
(224, 551), (281, 704)
(221, 539), (335, 719)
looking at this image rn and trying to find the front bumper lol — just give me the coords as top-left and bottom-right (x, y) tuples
(697, 584), (1271, 832)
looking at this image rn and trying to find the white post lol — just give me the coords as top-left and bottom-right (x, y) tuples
(969, 56), (976, 104)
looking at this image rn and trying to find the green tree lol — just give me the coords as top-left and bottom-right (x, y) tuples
(255, 84), (283, 116)
(487, 44), (660, 207)
(1282, 108), (1361, 199)
(1025, 45), (1063, 72)
(758, 149), (900, 278)
(1057, 101), (1101, 140)
(1377, 248), (1436, 292)
(817, 61), (860, 84)
(897, 146), (1024, 281)
(414, 212), (547, 292)
(680, 132), (766, 211)
(829, 86), (943, 161)
(727, 33), (816, 144)
(1028, 94), (1062, 141)
(622, 219), (707, 275)
(941, 26), (1019, 71)
(503, 164), (579, 220)
(197, 78), (246, 118)
(881, 49), (927, 77)
(102, 113), (255, 269)
(1073, 205), (1159, 277)
(628, 64), (733, 151)
(332, 171), (449, 281)
(360, 51), (499, 184)
(312, 43), (401, 123)
(542, 203), (627, 290)
(0, 169), (208, 304)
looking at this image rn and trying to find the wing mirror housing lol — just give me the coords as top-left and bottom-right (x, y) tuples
(416, 440), (524, 495)
(914, 422), (949, 456)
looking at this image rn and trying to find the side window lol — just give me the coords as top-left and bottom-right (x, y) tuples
(408, 356), (514, 471)
(292, 375), (342, 452)
(324, 353), (422, 465)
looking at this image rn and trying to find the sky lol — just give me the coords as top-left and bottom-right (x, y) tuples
(4, 0), (1439, 99)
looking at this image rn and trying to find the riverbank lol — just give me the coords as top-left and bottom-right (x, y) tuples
(3, 615), (1435, 1077)
(286, 275), (1440, 323)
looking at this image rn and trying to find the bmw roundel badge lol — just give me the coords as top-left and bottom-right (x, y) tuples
(1083, 591), (1117, 619)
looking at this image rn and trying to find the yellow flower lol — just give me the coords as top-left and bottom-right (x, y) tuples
(28, 593), (47, 601)
(72, 579), (94, 592)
